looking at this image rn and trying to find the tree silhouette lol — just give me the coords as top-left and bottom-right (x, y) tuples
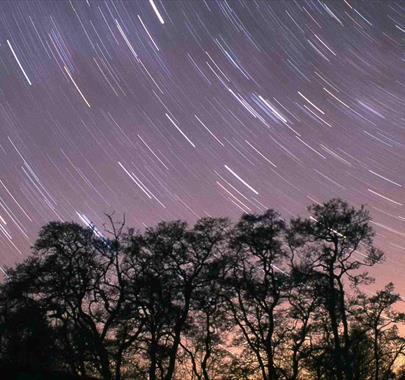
(0, 199), (403, 380)
(2, 220), (144, 380)
(223, 210), (289, 380)
(352, 283), (405, 380)
(288, 199), (385, 380)
(122, 217), (230, 380)
(0, 288), (57, 374)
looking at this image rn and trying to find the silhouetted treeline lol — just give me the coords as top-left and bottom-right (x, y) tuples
(1, 199), (405, 380)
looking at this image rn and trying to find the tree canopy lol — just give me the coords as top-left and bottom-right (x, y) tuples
(0, 199), (404, 380)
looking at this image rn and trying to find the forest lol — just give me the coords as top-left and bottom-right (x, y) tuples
(1, 199), (404, 380)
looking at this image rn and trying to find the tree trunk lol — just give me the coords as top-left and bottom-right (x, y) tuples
(114, 351), (123, 380)
(266, 315), (278, 380)
(266, 354), (278, 380)
(164, 288), (192, 380)
(373, 326), (380, 380)
(99, 355), (112, 380)
(201, 312), (212, 380)
(337, 279), (353, 380)
(149, 331), (158, 380)
(327, 271), (344, 380)
(164, 321), (183, 380)
(291, 348), (299, 380)
(95, 338), (112, 380)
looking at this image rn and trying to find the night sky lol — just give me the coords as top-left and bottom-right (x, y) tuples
(0, 1), (404, 289)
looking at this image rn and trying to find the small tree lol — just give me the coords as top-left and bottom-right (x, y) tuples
(0, 285), (58, 374)
(352, 284), (405, 380)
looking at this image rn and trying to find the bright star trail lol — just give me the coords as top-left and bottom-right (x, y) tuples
(0, 1), (404, 291)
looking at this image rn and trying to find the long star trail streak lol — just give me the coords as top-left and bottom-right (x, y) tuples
(149, 0), (165, 25)
(194, 114), (224, 146)
(0, 0), (404, 294)
(138, 15), (160, 52)
(7, 39), (32, 86)
(224, 165), (259, 195)
(165, 113), (196, 148)
(64, 66), (91, 108)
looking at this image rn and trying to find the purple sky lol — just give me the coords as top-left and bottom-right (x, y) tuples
(0, 0), (404, 291)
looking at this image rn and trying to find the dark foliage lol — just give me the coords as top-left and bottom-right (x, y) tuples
(0, 199), (404, 380)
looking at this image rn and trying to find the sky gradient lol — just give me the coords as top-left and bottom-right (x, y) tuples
(0, 1), (404, 290)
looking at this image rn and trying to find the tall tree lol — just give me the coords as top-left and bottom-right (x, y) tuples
(288, 199), (384, 380)
(224, 210), (289, 380)
(3, 220), (142, 380)
(123, 217), (230, 380)
(179, 257), (230, 380)
(278, 266), (319, 380)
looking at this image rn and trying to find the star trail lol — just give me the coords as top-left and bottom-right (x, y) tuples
(0, 1), (404, 289)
